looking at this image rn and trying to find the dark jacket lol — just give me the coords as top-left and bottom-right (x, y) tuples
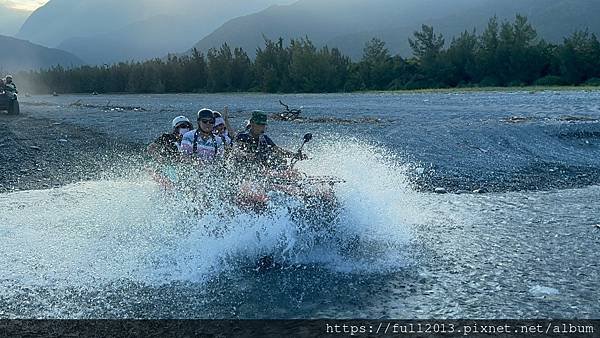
(4, 83), (17, 94)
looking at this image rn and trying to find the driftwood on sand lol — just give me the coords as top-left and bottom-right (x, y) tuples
(69, 100), (147, 112)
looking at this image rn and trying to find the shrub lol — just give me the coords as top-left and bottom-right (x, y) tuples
(479, 76), (500, 87)
(585, 77), (600, 86)
(507, 80), (526, 87)
(534, 75), (565, 86)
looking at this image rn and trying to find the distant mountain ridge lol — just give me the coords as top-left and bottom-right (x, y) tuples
(16, 0), (151, 47)
(192, 0), (600, 59)
(16, 0), (295, 64)
(326, 0), (600, 59)
(55, 14), (201, 64)
(13, 0), (600, 65)
(0, 34), (83, 72)
(193, 0), (485, 55)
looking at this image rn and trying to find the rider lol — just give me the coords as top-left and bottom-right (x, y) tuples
(146, 116), (193, 189)
(233, 111), (318, 218)
(147, 115), (193, 163)
(181, 108), (225, 162)
(213, 110), (234, 148)
(3, 75), (17, 96)
(234, 110), (302, 168)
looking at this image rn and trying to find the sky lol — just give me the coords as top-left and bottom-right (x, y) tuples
(0, 0), (48, 12)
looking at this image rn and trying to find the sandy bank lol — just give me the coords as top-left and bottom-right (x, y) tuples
(0, 111), (143, 193)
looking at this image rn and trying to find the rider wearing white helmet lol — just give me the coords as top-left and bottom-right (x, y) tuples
(147, 115), (193, 162)
(3, 75), (17, 96)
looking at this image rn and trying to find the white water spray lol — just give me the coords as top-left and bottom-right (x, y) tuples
(0, 140), (440, 289)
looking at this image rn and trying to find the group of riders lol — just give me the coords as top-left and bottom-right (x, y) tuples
(149, 107), (338, 272)
(147, 108), (312, 211)
(0, 74), (326, 212)
(148, 108), (305, 169)
(0, 75), (18, 97)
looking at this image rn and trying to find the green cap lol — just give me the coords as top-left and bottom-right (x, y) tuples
(250, 110), (268, 125)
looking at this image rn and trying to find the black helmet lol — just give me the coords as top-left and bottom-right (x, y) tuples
(197, 108), (214, 120)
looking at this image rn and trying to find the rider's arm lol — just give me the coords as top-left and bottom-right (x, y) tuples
(232, 134), (256, 161)
(231, 145), (249, 161)
(275, 146), (307, 160)
(147, 135), (170, 163)
(264, 135), (297, 158)
(273, 146), (296, 158)
(215, 138), (226, 159)
(222, 106), (236, 139)
(179, 132), (194, 155)
(147, 141), (160, 159)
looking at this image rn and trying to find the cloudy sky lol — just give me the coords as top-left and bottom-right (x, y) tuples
(1, 0), (48, 11)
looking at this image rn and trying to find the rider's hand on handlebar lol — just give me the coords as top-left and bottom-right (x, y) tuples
(293, 152), (309, 160)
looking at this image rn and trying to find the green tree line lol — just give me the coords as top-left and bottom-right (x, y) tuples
(17, 15), (600, 94)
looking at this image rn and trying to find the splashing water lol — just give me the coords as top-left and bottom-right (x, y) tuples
(0, 140), (434, 293)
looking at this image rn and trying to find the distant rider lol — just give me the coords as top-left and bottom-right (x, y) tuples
(4, 75), (17, 97)
(181, 108), (225, 162)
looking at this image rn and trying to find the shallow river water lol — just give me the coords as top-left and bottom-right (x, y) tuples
(1, 90), (599, 318)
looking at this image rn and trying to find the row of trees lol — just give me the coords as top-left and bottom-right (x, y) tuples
(17, 15), (600, 94)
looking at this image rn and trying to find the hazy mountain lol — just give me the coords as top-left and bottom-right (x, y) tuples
(326, 0), (600, 59)
(192, 0), (600, 59)
(55, 14), (201, 64)
(193, 0), (485, 55)
(16, 0), (156, 47)
(16, 0), (295, 64)
(0, 34), (83, 72)
(15, 0), (600, 64)
(0, 3), (30, 36)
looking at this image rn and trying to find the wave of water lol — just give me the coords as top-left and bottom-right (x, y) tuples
(0, 141), (433, 292)
(3, 139), (600, 318)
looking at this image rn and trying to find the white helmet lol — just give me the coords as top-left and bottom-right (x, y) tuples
(214, 117), (225, 126)
(171, 116), (191, 128)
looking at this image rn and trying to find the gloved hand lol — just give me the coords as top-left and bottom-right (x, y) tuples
(293, 152), (309, 160)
